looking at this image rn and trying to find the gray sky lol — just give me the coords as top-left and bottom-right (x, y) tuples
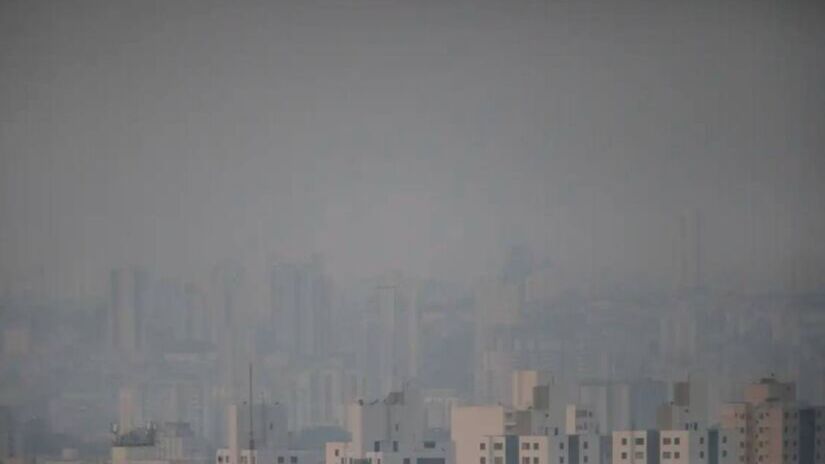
(1, 0), (824, 299)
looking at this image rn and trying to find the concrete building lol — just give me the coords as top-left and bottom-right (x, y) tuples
(656, 379), (708, 432)
(119, 386), (146, 434)
(513, 372), (553, 411)
(423, 390), (462, 431)
(715, 377), (825, 464)
(358, 273), (420, 398)
(463, 433), (609, 464)
(566, 406), (599, 436)
(451, 406), (506, 464)
(112, 423), (209, 464)
(717, 403), (749, 464)
(109, 268), (149, 354)
(327, 389), (448, 464)
(269, 256), (332, 359)
(799, 406), (825, 464)
(347, 390), (426, 456)
(217, 401), (319, 464)
(579, 383), (630, 435)
(611, 431), (659, 464)
(658, 430), (714, 464)
(744, 378), (795, 405)
(216, 448), (321, 464)
(290, 364), (359, 431)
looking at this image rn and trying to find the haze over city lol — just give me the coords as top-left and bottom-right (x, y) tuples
(0, 1), (824, 464)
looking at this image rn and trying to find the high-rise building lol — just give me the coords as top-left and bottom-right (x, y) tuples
(675, 210), (703, 293)
(109, 268), (149, 354)
(118, 386), (146, 434)
(269, 256), (331, 359)
(359, 272), (419, 397)
(717, 377), (825, 464)
(512, 371), (553, 411)
(0, 407), (21, 464)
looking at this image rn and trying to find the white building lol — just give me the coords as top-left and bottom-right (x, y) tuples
(216, 402), (318, 464)
(112, 423), (209, 464)
(658, 430), (709, 464)
(579, 383), (631, 435)
(465, 434), (608, 464)
(327, 390), (449, 464)
(451, 406), (505, 464)
(611, 431), (659, 464)
(565, 405), (599, 436)
(423, 390), (462, 431)
(512, 372), (553, 411)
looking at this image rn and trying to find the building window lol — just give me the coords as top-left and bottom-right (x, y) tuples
(403, 459), (410, 464)
(559, 442), (564, 450)
(494, 457), (503, 464)
(663, 438), (671, 445)
(533, 458), (538, 464)
(494, 443), (503, 451)
(480, 458), (485, 464)
(290, 457), (297, 464)
(374, 442), (380, 452)
(522, 457), (529, 464)
(278, 457), (284, 464)
(522, 443), (530, 450)
(393, 441), (399, 453)
(533, 443), (539, 450)
(480, 443), (486, 450)
(621, 438), (628, 446)
(663, 452), (671, 459)
(673, 438), (680, 445)
(583, 441), (588, 450)
(335, 450), (340, 457)
(635, 438), (644, 446)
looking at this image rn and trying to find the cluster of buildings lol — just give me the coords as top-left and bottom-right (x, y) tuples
(1, 244), (824, 464)
(316, 374), (824, 464)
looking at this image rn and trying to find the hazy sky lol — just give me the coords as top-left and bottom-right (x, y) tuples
(1, 0), (824, 299)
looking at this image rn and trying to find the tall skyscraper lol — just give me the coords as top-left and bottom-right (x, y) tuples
(109, 268), (149, 354)
(269, 255), (331, 359)
(676, 210), (703, 292)
(367, 272), (419, 397)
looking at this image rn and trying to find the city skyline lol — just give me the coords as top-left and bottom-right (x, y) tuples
(1, 1), (824, 464)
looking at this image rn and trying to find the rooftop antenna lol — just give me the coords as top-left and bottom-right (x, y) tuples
(249, 363), (255, 456)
